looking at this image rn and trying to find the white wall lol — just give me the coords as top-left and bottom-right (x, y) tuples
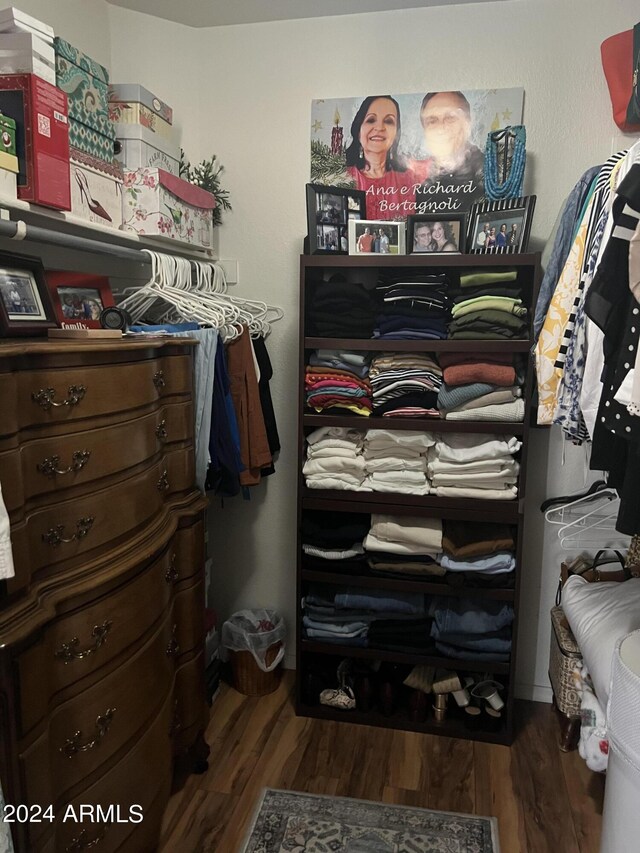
(14, 0), (112, 66)
(19, 0), (640, 700)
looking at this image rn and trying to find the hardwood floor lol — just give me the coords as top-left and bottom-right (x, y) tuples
(159, 672), (604, 852)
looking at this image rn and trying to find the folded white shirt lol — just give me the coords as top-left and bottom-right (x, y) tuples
(364, 479), (430, 495)
(432, 434), (521, 464)
(307, 445), (363, 459)
(306, 475), (371, 491)
(427, 457), (514, 475)
(303, 456), (365, 476)
(365, 456), (427, 473)
(432, 485), (518, 499)
(364, 446), (425, 461)
(368, 470), (428, 484)
(365, 429), (436, 451)
(306, 426), (364, 446)
(430, 468), (519, 487)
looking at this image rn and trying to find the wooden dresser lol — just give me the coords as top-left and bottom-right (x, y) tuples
(0, 338), (209, 853)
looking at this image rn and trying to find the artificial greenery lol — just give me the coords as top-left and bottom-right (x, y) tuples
(310, 139), (352, 188)
(180, 150), (232, 227)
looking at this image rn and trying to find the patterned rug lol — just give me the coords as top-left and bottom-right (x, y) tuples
(241, 788), (500, 852)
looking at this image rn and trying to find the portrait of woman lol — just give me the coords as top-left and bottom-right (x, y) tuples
(430, 221), (458, 252)
(344, 95), (416, 221)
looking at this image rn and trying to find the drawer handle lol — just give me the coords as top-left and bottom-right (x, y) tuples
(153, 370), (165, 389)
(165, 554), (179, 585)
(166, 625), (180, 658)
(37, 450), (92, 477)
(60, 708), (116, 758)
(157, 469), (170, 492)
(42, 516), (95, 546)
(55, 620), (112, 663)
(32, 384), (87, 410)
(155, 418), (168, 441)
(66, 824), (109, 852)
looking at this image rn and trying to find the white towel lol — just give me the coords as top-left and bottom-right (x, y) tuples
(306, 426), (364, 446)
(306, 475), (371, 492)
(365, 429), (436, 451)
(427, 457), (514, 475)
(432, 485), (518, 500)
(303, 456), (365, 477)
(433, 434), (521, 464)
(365, 456), (427, 473)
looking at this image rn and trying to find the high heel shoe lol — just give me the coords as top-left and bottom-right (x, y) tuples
(75, 169), (112, 222)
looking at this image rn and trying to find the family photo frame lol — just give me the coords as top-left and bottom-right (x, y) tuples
(467, 196), (536, 254)
(306, 183), (366, 254)
(45, 271), (115, 329)
(407, 214), (466, 254)
(348, 219), (406, 255)
(0, 253), (56, 337)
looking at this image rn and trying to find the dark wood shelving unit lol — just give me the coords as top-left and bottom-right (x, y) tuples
(296, 252), (541, 746)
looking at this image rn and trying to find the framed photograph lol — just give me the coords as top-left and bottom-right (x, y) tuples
(306, 183), (366, 254)
(0, 254), (56, 337)
(348, 219), (406, 256)
(45, 271), (115, 329)
(407, 214), (466, 254)
(467, 196), (536, 254)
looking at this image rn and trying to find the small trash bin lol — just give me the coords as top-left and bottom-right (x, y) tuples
(222, 609), (285, 696)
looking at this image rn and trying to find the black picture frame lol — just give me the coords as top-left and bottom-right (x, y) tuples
(0, 253), (57, 337)
(467, 196), (536, 254)
(407, 213), (467, 255)
(306, 183), (366, 254)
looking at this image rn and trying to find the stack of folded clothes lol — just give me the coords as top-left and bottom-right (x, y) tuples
(427, 433), (521, 499)
(301, 511), (370, 572)
(302, 583), (428, 647)
(437, 352), (525, 422)
(369, 352), (442, 417)
(364, 514), (443, 557)
(305, 350), (372, 417)
(372, 273), (450, 340)
(440, 520), (516, 586)
(447, 270), (528, 340)
(362, 430), (434, 495)
(307, 281), (375, 338)
(429, 597), (514, 661)
(303, 426), (368, 491)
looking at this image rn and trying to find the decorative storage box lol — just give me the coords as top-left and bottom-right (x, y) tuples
(0, 73), (70, 209)
(69, 147), (123, 229)
(0, 7), (54, 43)
(549, 605), (583, 718)
(109, 101), (177, 144)
(0, 164), (16, 199)
(122, 168), (215, 248)
(115, 121), (179, 175)
(54, 36), (115, 159)
(109, 83), (173, 125)
(0, 32), (55, 85)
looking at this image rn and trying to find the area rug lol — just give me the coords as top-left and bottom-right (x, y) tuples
(241, 788), (500, 852)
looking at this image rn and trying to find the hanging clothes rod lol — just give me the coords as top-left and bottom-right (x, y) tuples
(0, 216), (212, 266)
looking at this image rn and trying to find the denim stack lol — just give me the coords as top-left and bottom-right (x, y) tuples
(429, 597), (514, 661)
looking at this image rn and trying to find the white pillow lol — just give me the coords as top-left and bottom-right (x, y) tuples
(562, 576), (640, 708)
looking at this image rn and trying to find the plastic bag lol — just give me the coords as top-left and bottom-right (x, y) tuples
(221, 609), (285, 672)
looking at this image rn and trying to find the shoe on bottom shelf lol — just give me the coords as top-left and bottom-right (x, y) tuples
(320, 686), (356, 710)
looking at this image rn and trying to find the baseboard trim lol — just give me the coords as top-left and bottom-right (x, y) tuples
(515, 683), (553, 703)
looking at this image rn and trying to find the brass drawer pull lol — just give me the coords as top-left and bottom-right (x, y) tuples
(166, 625), (180, 658)
(155, 418), (168, 441)
(42, 516), (95, 546)
(165, 554), (179, 585)
(37, 450), (92, 477)
(32, 384), (87, 410)
(66, 824), (109, 852)
(60, 708), (116, 758)
(157, 469), (169, 492)
(55, 620), (112, 663)
(153, 370), (165, 389)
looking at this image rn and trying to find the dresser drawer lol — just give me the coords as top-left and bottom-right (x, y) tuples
(175, 578), (204, 658)
(15, 355), (191, 432)
(51, 690), (174, 853)
(0, 402), (193, 515)
(172, 517), (205, 584)
(16, 544), (178, 736)
(8, 448), (194, 593)
(20, 612), (176, 809)
(172, 650), (207, 755)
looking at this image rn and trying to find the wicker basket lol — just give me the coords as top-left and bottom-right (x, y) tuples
(230, 642), (282, 696)
(549, 605), (582, 718)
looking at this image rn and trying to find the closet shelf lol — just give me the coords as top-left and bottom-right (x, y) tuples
(302, 413), (525, 435)
(301, 490), (520, 521)
(301, 567), (515, 600)
(304, 337), (532, 352)
(301, 253), (540, 270)
(299, 639), (510, 673)
(295, 701), (510, 745)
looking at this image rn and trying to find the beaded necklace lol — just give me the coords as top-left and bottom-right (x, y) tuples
(484, 125), (526, 200)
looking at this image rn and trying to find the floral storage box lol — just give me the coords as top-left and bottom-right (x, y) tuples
(122, 168), (215, 248)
